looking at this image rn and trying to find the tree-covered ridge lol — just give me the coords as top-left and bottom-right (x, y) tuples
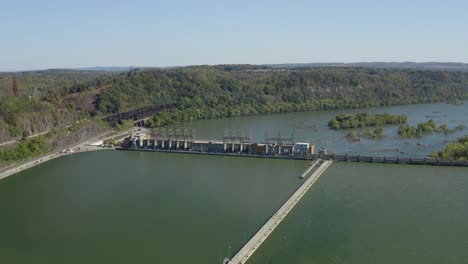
(398, 119), (463, 138)
(432, 136), (468, 160)
(328, 113), (408, 129)
(0, 70), (115, 100)
(0, 95), (78, 142)
(0, 70), (117, 142)
(2, 66), (468, 141)
(94, 67), (468, 124)
(0, 119), (108, 167)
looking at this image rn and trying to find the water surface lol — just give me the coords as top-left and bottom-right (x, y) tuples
(0, 151), (306, 264)
(1, 101), (467, 264)
(249, 162), (468, 264)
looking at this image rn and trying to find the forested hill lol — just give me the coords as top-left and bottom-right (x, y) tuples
(94, 66), (468, 118)
(266, 62), (468, 72)
(1, 66), (468, 142)
(0, 69), (117, 99)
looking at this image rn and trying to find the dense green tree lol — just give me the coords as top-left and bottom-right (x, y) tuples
(328, 113), (407, 129)
(432, 136), (468, 160)
(399, 119), (456, 137)
(83, 67), (468, 127)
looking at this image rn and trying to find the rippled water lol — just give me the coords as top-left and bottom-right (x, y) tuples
(248, 163), (468, 264)
(0, 102), (467, 264)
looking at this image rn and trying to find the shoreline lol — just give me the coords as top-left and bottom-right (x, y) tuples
(0, 128), (138, 182)
(0, 147), (104, 181)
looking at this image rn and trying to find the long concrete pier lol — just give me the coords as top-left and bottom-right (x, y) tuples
(228, 159), (333, 264)
(300, 159), (321, 179)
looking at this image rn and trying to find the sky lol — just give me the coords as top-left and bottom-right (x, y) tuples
(1, 0), (467, 71)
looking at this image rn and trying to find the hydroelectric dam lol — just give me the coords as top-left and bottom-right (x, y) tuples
(116, 128), (468, 167)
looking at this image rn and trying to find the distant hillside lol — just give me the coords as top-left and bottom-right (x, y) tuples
(65, 62), (468, 72)
(265, 62), (468, 72)
(68, 67), (135, 72)
(0, 69), (119, 99)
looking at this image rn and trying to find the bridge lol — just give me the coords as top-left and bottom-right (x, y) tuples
(226, 159), (333, 264)
(102, 104), (173, 126)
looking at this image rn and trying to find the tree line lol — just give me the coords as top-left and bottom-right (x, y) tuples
(95, 67), (468, 121)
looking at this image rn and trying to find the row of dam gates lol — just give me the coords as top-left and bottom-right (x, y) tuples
(118, 128), (468, 167)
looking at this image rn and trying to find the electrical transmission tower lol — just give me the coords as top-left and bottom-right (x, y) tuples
(12, 75), (18, 96)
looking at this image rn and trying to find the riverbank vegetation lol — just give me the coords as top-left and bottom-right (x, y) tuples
(0, 137), (48, 164)
(328, 113), (407, 129)
(0, 119), (108, 168)
(431, 136), (468, 160)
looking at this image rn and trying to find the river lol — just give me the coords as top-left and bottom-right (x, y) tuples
(167, 100), (468, 158)
(248, 163), (468, 264)
(0, 151), (307, 263)
(0, 101), (467, 263)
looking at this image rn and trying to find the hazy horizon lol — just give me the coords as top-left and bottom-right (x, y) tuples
(1, 0), (467, 71)
(1, 61), (468, 73)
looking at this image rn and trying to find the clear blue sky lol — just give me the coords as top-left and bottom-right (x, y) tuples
(1, 0), (467, 71)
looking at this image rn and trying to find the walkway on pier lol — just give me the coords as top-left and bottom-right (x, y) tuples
(300, 159), (321, 178)
(228, 159), (333, 264)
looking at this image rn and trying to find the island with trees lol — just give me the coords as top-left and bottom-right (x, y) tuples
(398, 119), (464, 137)
(328, 112), (407, 130)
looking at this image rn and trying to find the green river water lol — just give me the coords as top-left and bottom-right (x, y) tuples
(0, 101), (467, 263)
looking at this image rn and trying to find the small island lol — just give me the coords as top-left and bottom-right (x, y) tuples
(345, 127), (384, 142)
(328, 112), (407, 130)
(398, 119), (462, 137)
